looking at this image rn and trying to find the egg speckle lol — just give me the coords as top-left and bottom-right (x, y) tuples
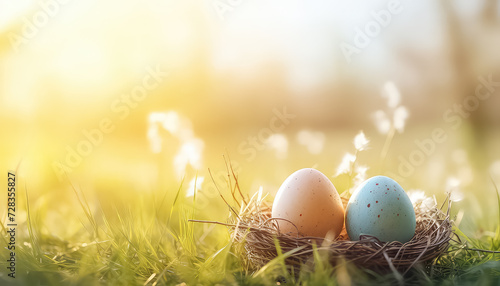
(272, 168), (344, 238)
(346, 176), (416, 243)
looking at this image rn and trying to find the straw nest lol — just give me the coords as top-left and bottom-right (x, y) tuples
(219, 190), (453, 274)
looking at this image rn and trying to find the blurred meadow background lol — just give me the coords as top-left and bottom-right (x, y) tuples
(1, 0), (500, 284)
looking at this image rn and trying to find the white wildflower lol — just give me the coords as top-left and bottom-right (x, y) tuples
(373, 110), (391, 134)
(353, 131), (369, 151)
(408, 189), (435, 211)
(449, 192), (465, 203)
(266, 133), (289, 159)
(372, 81), (409, 135)
(148, 111), (205, 180)
(296, 130), (325, 154)
(173, 138), (205, 179)
(408, 190), (426, 204)
(446, 177), (460, 190)
(186, 176), (204, 197)
(393, 106), (409, 133)
(336, 153), (356, 176)
(158, 112), (180, 135)
(354, 165), (369, 186)
(446, 177), (464, 202)
(421, 197), (436, 212)
(382, 81), (401, 108)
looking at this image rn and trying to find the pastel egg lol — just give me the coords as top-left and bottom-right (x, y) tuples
(345, 176), (416, 243)
(272, 168), (344, 238)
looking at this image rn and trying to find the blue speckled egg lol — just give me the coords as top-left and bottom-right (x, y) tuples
(346, 176), (416, 243)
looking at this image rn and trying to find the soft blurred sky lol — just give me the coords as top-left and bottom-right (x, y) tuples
(1, 0), (500, 222)
(1, 0), (499, 120)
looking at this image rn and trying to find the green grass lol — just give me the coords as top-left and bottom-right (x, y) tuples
(1, 177), (500, 285)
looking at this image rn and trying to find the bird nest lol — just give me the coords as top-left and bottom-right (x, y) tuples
(192, 168), (454, 275)
(213, 189), (453, 274)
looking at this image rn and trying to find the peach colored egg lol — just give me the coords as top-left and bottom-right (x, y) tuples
(272, 168), (344, 238)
